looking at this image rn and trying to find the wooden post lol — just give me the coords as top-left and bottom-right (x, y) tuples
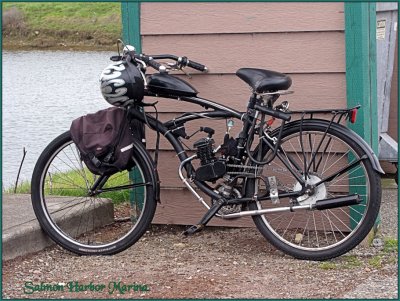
(121, 2), (141, 52)
(345, 2), (378, 151)
(122, 2), (145, 211)
(345, 2), (380, 238)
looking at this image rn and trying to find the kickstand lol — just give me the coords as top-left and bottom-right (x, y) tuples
(182, 199), (225, 236)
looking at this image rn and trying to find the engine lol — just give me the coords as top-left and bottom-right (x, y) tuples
(193, 137), (226, 182)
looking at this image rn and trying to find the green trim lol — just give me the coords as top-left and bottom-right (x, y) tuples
(5, 0), (383, 2)
(345, 2), (378, 152)
(121, 1), (145, 208)
(0, 3), (3, 293)
(345, 3), (379, 230)
(121, 1), (141, 52)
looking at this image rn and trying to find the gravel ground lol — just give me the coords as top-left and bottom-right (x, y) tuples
(2, 188), (398, 299)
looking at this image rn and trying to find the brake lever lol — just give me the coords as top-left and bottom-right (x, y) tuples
(180, 67), (192, 79)
(166, 62), (192, 78)
(165, 62), (179, 71)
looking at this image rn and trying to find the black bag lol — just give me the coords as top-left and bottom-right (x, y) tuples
(70, 107), (140, 175)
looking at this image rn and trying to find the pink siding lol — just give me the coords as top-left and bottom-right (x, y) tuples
(141, 3), (344, 34)
(140, 2), (346, 226)
(143, 73), (346, 113)
(143, 32), (345, 74)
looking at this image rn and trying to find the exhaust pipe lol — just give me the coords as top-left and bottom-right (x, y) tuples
(221, 194), (362, 219)
(313, 194), (361, 210)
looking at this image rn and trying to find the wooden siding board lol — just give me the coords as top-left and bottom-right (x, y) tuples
(137, 2), (349, 228)
(143, 112), (347, 151)
(153, 189), (349, 231)
(142, 32), (345, 74)
(150, 150), (352, 189)
(144, 73), (346, 113)
(141, 2), (344, 35)
(153, 188), (254, 227)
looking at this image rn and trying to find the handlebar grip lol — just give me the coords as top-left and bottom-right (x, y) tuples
(187, 60), (208, 72)
(147, 57), (167, 73)
(254, 104), (291, 122)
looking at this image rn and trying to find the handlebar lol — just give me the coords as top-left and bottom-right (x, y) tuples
(110, 47), (208, 74)
(149, 54), (207, 72)
(178, 56), (208, 72)
(135, 54), (167, 73)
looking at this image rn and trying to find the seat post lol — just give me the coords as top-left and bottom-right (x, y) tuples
(235, 93), (258, 160)
(247, 93), (258, 110)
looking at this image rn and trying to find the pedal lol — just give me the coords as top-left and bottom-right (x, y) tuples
(182, 224), (204, 236)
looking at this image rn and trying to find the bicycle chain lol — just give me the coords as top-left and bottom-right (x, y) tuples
(226, 164), (264, 176)
(226, 164), (292, 194)
(226, 164), (263, 170)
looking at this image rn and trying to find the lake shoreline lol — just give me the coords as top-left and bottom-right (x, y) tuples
(3, 43), (116, 52)
(3, 35), (117, 52)
(3, 3), (121, 52)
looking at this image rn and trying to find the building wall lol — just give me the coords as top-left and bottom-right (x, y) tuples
(388, 43), (398, 143)
(140, 2), (346, 226)
(381, 42), (398, 174)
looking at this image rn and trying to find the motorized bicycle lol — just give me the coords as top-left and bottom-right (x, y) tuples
(31, 43), (382, 260)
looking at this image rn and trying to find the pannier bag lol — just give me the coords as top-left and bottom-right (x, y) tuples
(70, 107), (138, 175)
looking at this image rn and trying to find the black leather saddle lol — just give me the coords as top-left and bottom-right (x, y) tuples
(236, 68), (292, 93)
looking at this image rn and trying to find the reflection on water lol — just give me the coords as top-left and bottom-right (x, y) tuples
(2, 51), (114, 188)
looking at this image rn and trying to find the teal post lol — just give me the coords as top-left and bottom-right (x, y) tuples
(121, 2), (141, 52)
(345, 2), (378, 150)
(345, 3), (379, 232)
(121, 2), (144, 216)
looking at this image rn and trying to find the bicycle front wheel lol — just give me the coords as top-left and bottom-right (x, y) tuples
(249, 120), (381, 260)
(31, 131), (156, 255)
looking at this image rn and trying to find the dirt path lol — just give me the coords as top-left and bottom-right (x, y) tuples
(2, 189), (398, 299)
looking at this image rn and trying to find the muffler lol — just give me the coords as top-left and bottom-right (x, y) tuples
(313, 194), (362, 210)
(221, 194), (362, 219)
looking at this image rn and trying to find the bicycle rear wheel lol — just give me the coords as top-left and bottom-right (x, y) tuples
(31, 131), (156, 255)
(248, 120), (381, 260)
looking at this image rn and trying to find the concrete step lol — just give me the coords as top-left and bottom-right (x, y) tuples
(2, 194), (113, 261)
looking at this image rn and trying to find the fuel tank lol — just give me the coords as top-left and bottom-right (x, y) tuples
(146, 73), (198, 97)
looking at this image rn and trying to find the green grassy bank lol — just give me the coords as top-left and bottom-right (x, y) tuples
(3, 2), (122, 50)
(7, 167), (143, 205)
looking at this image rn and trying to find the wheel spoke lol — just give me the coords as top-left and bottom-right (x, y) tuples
(33, 136), (150, 253)
(254, 126), (378, 259)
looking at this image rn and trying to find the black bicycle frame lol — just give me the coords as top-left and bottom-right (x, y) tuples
(127, 91), (308, 204)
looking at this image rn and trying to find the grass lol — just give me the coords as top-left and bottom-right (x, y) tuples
(4, 180), (31, 194)
(318, 255), (362, 270)
(342, 255), (362, 268)
(318, 262), (337, 270)
(3, 2), (122, 35)
(368, 256), (383, 269)
(9, 167), (144, 205)
(383, 238), (398, 253)
(3, 2), (122, 49)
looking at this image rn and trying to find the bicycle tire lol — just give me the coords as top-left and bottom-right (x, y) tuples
(31, 131), (157, 255)
(248, 120), (381, 260)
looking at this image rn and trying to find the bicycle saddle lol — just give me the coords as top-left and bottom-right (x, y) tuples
(236, 68), (292, 93)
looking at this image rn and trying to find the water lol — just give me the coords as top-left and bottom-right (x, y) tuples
(2, 51), (115, 189)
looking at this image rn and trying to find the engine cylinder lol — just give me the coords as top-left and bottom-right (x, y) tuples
(193, 138), (215, 165)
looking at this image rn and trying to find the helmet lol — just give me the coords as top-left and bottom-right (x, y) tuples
(99, 59), (144, 107)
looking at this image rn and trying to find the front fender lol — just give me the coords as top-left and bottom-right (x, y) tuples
(279, 119), (384, 174)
